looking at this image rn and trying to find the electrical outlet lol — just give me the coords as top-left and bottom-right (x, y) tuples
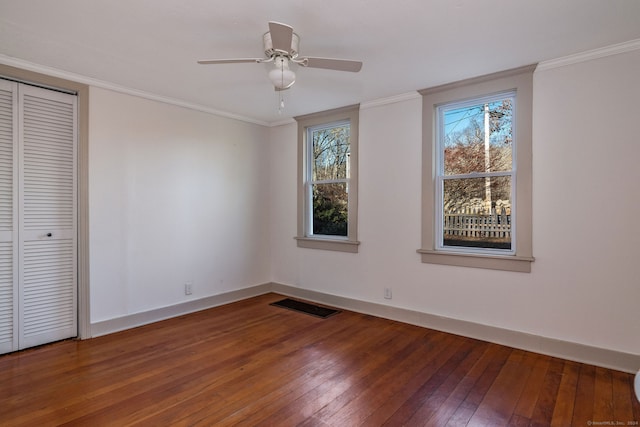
(184, 282), (193, 295)
(384, 288), (392, 299)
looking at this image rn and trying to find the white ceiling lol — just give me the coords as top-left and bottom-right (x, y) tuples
(1, 0), (640, 125)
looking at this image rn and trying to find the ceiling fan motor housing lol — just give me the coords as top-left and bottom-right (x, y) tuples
(263, 31), (299, 58)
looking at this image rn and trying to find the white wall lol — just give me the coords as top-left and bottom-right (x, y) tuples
(86, 46), (639, 357)
(89, 88), (271, 322)
(269, 48), (640, 356)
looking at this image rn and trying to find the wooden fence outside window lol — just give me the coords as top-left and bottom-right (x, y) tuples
(443, 212), (511, 239)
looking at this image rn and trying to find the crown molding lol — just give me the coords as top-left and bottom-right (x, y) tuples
(0, 54), (270, 127)
(360, 91), (420, 110)
(266, 91), (421, 128)
(537, 38), (640, 71)
(268, 117), (296, 127)
(8, 38), (637, 129)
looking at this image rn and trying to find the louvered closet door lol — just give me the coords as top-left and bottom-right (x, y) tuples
(0, 80), (18, 354)
(18, 85), (77, 349)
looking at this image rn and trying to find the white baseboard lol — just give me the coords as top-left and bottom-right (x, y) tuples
(90, 283), (272, 337)
(269, 283), (640, 374)
(90, 281), (639, 373)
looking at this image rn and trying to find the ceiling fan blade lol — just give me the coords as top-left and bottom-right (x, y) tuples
(268, 21), (294, 54)
(302, 57), (363, 72)
(197, 58), (262, 65)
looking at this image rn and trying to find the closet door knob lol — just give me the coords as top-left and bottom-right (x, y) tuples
(46, 233), (52, 237)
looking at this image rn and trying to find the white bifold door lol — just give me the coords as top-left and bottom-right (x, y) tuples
(0, 79), (77, 355)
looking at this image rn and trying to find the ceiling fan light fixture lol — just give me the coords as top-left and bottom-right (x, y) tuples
(198, 21), (363, 95)
(268, 56), (296, 90)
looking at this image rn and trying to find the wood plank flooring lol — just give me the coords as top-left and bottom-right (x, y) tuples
(0, 293), (638, 426)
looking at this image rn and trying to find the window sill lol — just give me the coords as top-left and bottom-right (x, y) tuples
(417, 249), (534, 273)
(295, 237), (360, 253)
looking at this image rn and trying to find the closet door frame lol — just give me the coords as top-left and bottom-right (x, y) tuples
(0, 79), (19, 353)
(0, 63), (90, 340)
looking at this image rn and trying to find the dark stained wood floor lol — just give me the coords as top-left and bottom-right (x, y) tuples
(0, 293), (638, 426)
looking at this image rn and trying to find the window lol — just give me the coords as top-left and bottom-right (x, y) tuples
(307, 121), (350, 237)
(438, 92), (515, 252)
(295, 105), (360, 252)
(418, 66), (535, 272)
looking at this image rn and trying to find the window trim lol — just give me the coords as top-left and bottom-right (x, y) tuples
(295, 104), (360, 253)
(418, 65), (536, 272)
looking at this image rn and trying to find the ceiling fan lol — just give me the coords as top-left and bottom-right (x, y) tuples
(198, 21), (363, 91)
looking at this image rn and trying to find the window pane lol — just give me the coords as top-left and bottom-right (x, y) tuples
(442, 176), (511, 250)
(312, 182), (348, 236)
(443, 98), (513, 175)
(312, 125), (350, 181)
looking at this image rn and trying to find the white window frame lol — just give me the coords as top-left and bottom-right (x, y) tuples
(305, 120), (351, 239)
(295, 105), (360, 253)
(435, 91), (517, 256)
(418, 66), (535, 272)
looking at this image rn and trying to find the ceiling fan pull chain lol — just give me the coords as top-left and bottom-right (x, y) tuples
(278, 92), (284, 115)
(277, 58), (285, 114)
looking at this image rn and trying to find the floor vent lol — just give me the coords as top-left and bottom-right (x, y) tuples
(270, 298), (340, 319)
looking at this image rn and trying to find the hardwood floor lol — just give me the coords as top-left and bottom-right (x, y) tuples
(1, 293), (638, 426)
